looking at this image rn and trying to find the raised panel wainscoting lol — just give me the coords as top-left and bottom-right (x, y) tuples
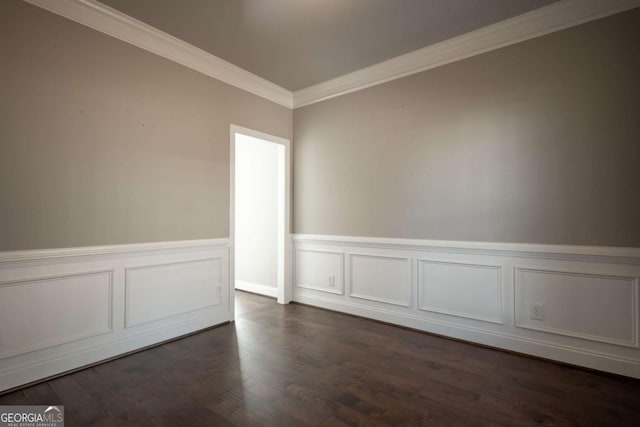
(292, 234), (640, 378)
(0, 239), (230, 392)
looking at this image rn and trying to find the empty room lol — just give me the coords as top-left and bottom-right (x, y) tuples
(1, 0), (639, 425)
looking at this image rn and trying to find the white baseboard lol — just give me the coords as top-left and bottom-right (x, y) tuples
(235, 280), (278, 298)
(292, 234), (640, 378)
(0, 311), (228, 393)
(294, 292), (639, 378)
(0, 238), (231, 392)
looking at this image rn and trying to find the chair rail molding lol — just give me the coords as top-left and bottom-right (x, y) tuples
(292, 0), (640, 108)
(22, 0), (293, 108)
(292, 234), (640, 264)
(22, 0), (640, 110)
(0, 238), (229, 265)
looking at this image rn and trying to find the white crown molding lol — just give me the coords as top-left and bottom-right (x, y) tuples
(293, 0), (640, 108)
(22, 0), (294, 108)
(22, 0), (640, 110)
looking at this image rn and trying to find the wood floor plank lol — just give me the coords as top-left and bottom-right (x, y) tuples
(21, 382), (60, 406)
(0, 390), (27, 405)
(98, 392), (157, 425)
(70, 368), (115, 401)
(48, 376), (106, 426)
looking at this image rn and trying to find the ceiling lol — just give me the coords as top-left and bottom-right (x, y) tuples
(98, 0), (558, 91)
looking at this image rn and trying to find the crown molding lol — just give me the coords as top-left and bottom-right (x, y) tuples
(22, 0), (640, 110)
(23, 0), (294, 108)
(293, 0), (640, 108)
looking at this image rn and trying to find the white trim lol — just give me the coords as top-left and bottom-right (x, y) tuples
(293, 234), (640, 378)
(295, 248), (345, 295)
(347, 253), (412, 307)
(124, 257), (224, 328)
(22, 0), (293, 108)
(0, 240), (231, 391)
(0, 238), (228, 265)
(230, 125), (292, 306)
(292, 0), (640, 108)
(417, 259), (503, 325)
(23, 0), (640, 110)
(514, 267), (639, 348)
(292, 234), (640, 264)
(235, 280), (278, 299)
(0, 310), (229, 393)
(0, 270), (114, 359)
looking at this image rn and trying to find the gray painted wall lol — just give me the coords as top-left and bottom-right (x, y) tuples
(0, 0), (292, 250)
(2, 2), (639, 250)
(293, 8), (640, 247)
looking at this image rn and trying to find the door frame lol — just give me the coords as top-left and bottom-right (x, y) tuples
(229, 124), (292, 317)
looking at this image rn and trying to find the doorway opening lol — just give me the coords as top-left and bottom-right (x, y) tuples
(230, 125), (291, 317)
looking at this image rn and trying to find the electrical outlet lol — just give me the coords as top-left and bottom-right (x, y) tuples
(217, 285), (222, 295)
(328, 275), (335, 287)
(530, 303), (544, 320)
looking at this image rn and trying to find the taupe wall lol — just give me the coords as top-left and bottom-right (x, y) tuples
(0, 0), (292, 250)
(3, 2), (639, 250)
(293, 9), (640, 247)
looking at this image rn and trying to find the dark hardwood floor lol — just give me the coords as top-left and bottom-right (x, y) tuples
(2, 291), (639, 426)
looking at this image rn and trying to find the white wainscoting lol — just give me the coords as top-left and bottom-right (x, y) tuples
(349, 254), (411, 307)
(293, 234), (640, 378)
(514, 267), (638, 348)
(418, 260), (502, 324)
(295, 249), (344, 295)
(125, 258), (223, 328)
(0, 270), (114, 360)
(0, 239), (230, 392)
